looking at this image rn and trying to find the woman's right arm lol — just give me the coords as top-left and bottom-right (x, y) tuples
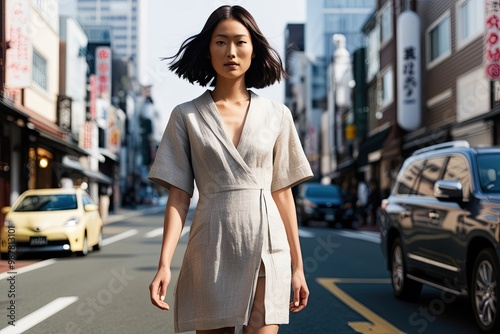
(149, 186), (191, 310)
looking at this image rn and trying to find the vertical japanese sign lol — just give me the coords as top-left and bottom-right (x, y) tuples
(486, 1), (500, 80)
(5, 0), (32, 88)
(397, 10), (421, 131)
(83, 75), (97, 150)
(95, 46), (112, 99)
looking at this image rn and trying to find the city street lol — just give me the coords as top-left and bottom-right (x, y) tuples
(0, 207), (479, 334)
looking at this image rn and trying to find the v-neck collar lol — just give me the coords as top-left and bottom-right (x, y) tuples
(206, 89), (254, 153)
(193, 90), (258, 177)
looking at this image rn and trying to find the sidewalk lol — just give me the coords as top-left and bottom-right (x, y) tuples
(0, 205), (161, 274)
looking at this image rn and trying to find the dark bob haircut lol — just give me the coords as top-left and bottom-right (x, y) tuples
(167, 5), (287, 89)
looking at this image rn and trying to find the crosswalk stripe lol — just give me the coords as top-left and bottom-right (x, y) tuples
(336, 230), (381, 244)
(144, 226), (191, 239)
(102, 229), (138, 246)
(0, 296), (78, 334)
(298, 229), (316, 238)
(144, 228), (163, 238)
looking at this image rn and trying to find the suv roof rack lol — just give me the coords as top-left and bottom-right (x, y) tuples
(412, 140), (470, 156)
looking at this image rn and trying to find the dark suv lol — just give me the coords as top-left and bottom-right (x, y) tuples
(380, 141), (500, 332)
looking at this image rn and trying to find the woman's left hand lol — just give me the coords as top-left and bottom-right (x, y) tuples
(289, 269), (309, 313)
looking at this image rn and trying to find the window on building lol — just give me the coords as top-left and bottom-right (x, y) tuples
(378, 67), (393, 109)
(457, 0), (484, 49)
(380, 1), (393, 45)
(32, 50), (47, 90)
(427, 12), (451, 67)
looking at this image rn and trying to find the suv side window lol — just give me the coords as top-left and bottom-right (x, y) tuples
(416, 157), (446, 196)
(396, 159), (424, 195)
(443, 155), (470, 201)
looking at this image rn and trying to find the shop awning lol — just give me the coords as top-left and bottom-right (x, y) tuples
(402, 128), (450, 152)
(357, 126), (392, 167)
(99, 148), (119, 162)
(38, 132), (90, 157)
(62, 156), (113, 185)
(82, 169), (113, 185)
(1, 99), (28, 120)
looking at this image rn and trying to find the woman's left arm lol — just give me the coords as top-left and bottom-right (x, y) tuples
(272, 187), (309, 313)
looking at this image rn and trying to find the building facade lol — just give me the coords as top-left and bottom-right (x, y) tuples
(0, 0), (94, 224)
(286, 0), (495, 207)
(72, 0), (139, 61)
(290, 0), (375, 181)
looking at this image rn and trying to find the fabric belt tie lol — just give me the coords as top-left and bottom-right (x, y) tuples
(260, 189), (273, 253)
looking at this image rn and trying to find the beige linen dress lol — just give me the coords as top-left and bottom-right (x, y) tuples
(148, 90), (313, 332)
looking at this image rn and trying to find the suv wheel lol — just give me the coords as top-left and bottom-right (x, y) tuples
(391, 238), (422, 301)
(471, 249), (499, 332)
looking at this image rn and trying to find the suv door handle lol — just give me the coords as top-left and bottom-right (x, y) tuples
(428, 211), (440, 219)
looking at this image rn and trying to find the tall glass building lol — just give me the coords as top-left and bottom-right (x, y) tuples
(71, 0), (139, 61)
(307, 0), (375, 59)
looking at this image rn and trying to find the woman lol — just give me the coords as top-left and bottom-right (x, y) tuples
(148, 5), (313, 334)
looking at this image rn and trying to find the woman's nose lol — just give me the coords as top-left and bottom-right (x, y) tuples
(227, 44), (236, 58)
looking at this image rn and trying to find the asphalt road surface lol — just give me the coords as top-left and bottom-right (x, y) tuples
(0, 208), (481, 333)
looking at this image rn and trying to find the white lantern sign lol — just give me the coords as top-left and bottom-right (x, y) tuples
(397, 10), (421, 131)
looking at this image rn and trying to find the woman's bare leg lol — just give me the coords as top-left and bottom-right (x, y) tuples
(244, 277), (279, 334)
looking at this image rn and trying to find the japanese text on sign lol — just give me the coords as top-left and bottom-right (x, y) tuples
(486, 0), (500, 80)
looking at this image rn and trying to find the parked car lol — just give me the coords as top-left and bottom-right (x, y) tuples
(379, 141), (500, 332)
(0, 188), (103, 258)
(296, 183), (348, 227)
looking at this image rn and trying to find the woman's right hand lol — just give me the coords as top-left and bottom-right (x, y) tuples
(149, 267), (171, 310)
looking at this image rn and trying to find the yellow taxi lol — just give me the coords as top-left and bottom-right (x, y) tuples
(1, 188), (103, 258)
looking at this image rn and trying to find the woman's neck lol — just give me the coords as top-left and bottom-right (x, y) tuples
(211, 79), (249, 103)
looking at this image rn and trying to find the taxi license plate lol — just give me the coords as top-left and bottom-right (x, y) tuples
(325, 213), (335, 221)
(30, 236), (48, 246)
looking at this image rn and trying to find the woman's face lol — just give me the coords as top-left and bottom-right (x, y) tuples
(209, 18), (254, 83)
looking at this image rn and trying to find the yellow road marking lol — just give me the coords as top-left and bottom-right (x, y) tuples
(317, 278), (405, 334)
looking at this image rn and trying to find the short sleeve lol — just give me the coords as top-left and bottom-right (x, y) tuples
(148, 106), (194, 197)
(271, 106), (313, 192)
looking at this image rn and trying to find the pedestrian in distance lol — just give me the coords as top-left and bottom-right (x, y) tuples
(148, 5), (313, 334)
(367, 178), (381, 226)
(356, 174), (369, 226)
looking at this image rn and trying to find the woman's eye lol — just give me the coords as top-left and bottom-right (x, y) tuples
(216, 41), (225, 45)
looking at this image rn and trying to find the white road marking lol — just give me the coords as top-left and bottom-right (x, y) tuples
(0, 296), (79, 334)
(102, 229), (138, 246)
(0, 259), (57, 281)
(336, 230), (381, 244)
(144, 226), (190, 239)
(298, 229), (316, 238)
(144, 228), (164, 238)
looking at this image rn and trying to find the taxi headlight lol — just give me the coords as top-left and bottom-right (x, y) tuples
(64, 218), (80, 227)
